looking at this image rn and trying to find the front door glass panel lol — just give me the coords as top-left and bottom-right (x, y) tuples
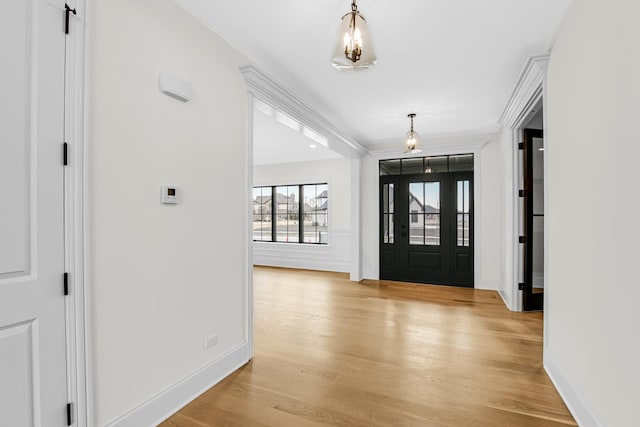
(383, 183), (394, 244)
(457, 180), (470, 247)
(409, 182), (440, 246)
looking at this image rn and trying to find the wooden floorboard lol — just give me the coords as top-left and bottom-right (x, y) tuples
(161, 267), (576, 426)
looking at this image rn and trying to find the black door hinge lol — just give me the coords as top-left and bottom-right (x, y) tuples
(67, 403), (73, 426)
(518, 142), (525, 150)
(519, 236), (526, 244)
(63, 143), (68, 166)
(66, 402), (73, 426)
(518, 283), (525, 291)
(63, 273), (69, 296)
(65, 4), (77, 35)
(518, 189), (526, 198)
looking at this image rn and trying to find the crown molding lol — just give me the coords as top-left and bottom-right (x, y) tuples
(499, 54), (549, 129)
(240, 65), (367, 159)
(366, 132), (496, 159)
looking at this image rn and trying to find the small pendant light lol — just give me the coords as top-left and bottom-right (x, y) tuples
(404, 114), (422, 154)
(331, 0), (377, 71)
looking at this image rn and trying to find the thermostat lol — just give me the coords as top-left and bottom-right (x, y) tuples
(161, 186), (179, 204)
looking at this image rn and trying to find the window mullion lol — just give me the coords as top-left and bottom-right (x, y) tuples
(298, 185), (304, 243)
(271, 186), (276, 242)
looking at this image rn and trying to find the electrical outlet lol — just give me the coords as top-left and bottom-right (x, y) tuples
(204, 335), (218, 350)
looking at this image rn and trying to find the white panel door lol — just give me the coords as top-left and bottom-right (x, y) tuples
(0, 0), (68, 426)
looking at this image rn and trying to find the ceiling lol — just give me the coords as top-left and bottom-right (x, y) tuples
(174, 0), (571, 151)
(253, 99), (344, 165)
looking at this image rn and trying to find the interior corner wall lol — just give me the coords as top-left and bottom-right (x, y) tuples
(88, 0), (249, 424)
(545, 0), (640, 425)
(360, 140), (504, 291)
(252, 158), (351, 272)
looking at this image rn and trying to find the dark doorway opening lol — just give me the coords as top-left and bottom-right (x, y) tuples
(522, 129), (544, 310)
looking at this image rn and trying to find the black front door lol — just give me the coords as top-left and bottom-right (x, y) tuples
(380, 171), (474, 287)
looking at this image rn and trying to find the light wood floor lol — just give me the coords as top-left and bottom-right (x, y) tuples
(162, 267), (576, 427)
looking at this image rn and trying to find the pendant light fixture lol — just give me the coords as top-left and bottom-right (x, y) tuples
(331, 0), (377, 71)
(404, 114), (422, 154)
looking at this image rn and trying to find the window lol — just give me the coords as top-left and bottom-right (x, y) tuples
(252, 183), (328, 245)
(380, 154), (474, 176)
(275, 185), (299, 242)
(252, 186), (272, 241)
(303, 184), (328, 243)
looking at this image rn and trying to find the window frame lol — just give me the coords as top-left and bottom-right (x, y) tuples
(252, 183), (329, 245)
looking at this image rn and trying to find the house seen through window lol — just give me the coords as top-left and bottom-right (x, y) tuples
(253, 183), (328, 244)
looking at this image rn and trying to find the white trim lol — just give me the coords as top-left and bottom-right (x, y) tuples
(499, 55), (549, 312)
(500, 55), (549, 129)
(510, 127), (524, 312)
(544, 353), (603, 427)
(367, 135), (492, 159)
(245, 92), (255, 359)
(105, 342), (250, 427)
(473, 148), (481, 289)
(497, 290), (512, 310)
(370, 141), (490, 162)
(239, 66), (367, 159)
(253, 229), (351, 273)
(541, 82), (549, 339)
(63, 0), (89, 425)
(350, 158), (362, 281)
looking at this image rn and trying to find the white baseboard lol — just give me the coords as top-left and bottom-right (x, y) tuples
(474, 278), (499, 291)
(544, 352), (602, 427)
(498, 289), (515, 311)
(106, 342), (250, 427)
(253, 258), (349, 273)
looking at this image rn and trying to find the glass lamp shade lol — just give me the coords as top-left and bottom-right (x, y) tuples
(331, 10), (377, 71)
(404, 130), (422, 154)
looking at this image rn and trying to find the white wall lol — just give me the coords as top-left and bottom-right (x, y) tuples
(361, 154), (380, 279)
(361, 136), (504, 291)
(89, 0), (249, 424)
(253, 158), (351, 272)
(475, 139), (504, 290)
(545, 0), (640, 425)
(497, 126), (517, 309)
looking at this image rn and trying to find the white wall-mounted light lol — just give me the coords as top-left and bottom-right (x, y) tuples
(331, 0), (377, 71)
(158, 72), (193, 102)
